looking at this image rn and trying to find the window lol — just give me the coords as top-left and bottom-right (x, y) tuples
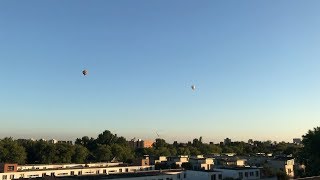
(211, 174), (216, 180)
(250, 172), (254, 176)
(78, 171), (82, 175)
(177, 174), (180, 179)
(103, 169), (107, 174)
(96, 170), (100, 174)
(288, 169), (292, 173)
(10, 175), (14, 179)
(20, 174), (24, 178)
(42, 173), (47, 177)
(125, 168), (129, 172)
(245, 172), (248, 177)
(119, 168), (122, 173)
(218, 174), (222, 180)
(51, 172), (55, 176)
(71, 171), (74, 176)
(239, 172), (243, 179)
(256, 171), (259, 177)
(7, 166), (15, 171)
(2, 175), (7, 180)
(184, 173), (186, 178)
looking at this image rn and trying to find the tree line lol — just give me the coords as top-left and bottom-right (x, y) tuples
(0, 128), (319, 177)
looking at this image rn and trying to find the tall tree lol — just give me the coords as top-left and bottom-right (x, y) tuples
(72, 145), (89, 163)
(300, 127), (320, 176)
(0, 137), (27, 164)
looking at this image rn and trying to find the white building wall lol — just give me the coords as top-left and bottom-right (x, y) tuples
(0, 165), (154, 180)
(215, 168), (260, 180)
(184, 170), (222, 180)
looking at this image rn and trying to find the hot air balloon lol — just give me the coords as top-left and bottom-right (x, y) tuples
(191, 85), (196, 91)
(82, 70), (88, 76)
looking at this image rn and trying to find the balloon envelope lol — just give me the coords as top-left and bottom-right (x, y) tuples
(82, 70), (88, 76)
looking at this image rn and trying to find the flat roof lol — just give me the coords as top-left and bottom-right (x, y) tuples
(17, 170), (183, 180)
(17, 164), (147, 172)
(215, 167), (260, 170)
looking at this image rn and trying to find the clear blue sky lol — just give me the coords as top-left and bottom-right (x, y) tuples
(1, 1), (320, 143)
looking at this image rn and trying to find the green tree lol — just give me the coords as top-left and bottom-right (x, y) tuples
(111, 144), (134, 162)
(94, 144), (112, 162)
(0, 138), (27, 164)
(55, 143), (75, 163)
(72, 145), (89, 163)
(300, 127), (320, 176)
(33, 140), (56, 164)
(177, 147), (191, 155)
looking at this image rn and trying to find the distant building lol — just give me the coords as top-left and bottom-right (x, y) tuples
(48, 139), (58, 144)
(224, 138), (231, 145)
(293, 138), (302, 145)
(57, 140), (73, 145)
(128, 139), (154, 149)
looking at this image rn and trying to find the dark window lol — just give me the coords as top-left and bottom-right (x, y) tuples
(250, 172), (254, 176)
(51, 173), (55, 176)
(10, 175), (14, 179)
(125, 168), (129, 172)
(103, 169), (107, 174)
(256, 171), (259, 177)
(78, 171), (82, 175)
(218, 174), (222, 180)
(245, 172), (248, 177)
(7, 166), (15, 171)
(184, 173), (187, 178)
(239, 172), (243, 179)
(2, 175), (7, 180)
(42, 173), (46, 177)
(96, 170), (99, 174)
(177, 174), (180, 178)
(71, 171), (74, 176)
(211, 174), (216, 180)
(119, 169), (122, 172)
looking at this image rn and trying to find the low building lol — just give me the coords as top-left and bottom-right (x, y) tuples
(0, 162), (155, 180)
(215, 157), (246, 167)
(0, 164), (17, 173)
(214, 167), (261, 180)
(267, 157), (294, 177)
(167, 156), (189, 167)
(133, 156), (150, 166)
(189, 157), (214, 170)
(184, 170), (222, 180)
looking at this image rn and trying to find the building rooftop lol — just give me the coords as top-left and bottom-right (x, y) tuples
(17, 164), (136, 172)
(215, 167), (260, 170)
(17, 170), (183, 180)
